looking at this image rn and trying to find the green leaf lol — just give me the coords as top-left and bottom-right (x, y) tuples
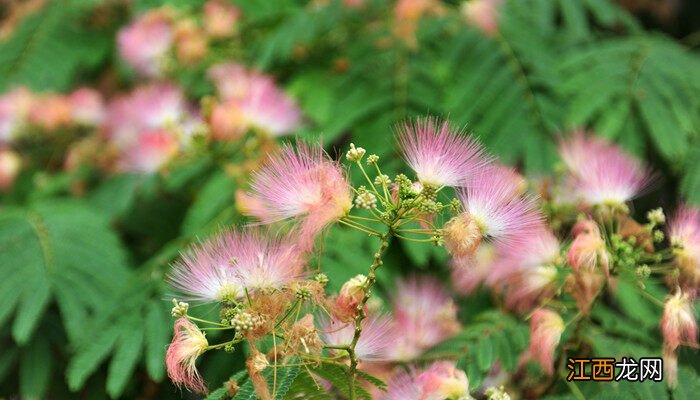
(106, 318), (145, 397)
(145, 300), (170, 381)
(67, 325), (122, 390)
(274, 363), (301, 399)
(20, 336), (52, 399)
(476, 336), (495, 371)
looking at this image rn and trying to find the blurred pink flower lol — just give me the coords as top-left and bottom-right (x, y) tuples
(203, 0), (240, 39)
(387, 276), (460, 361)
(169, 229), (304, 303)
(321, 314), (393, 362)
(0, 148), (21, 191)
(559, 132), (652, 206)
(669, 206), (700, 282)
(208, 63), (302, 136)
(383, 361), (470, 400)
(166, 317), (208, 393)
(529, 309), (564, 375)
(68, 87), (105, 126)
(28, 94), (72, 130)
(0, 87), (32, 142)
(451, 243), (499, 295)
(118, 9), (174, 77)
(396, 117), (491, 187)
(462, 0), (502, 36)
(567, 219), (610, 276)
(243, 142), (353, 250)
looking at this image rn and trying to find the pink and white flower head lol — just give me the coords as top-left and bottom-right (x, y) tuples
(118, 9), (174, 78)
(462, 0), (502, 36)
(387, 276), (460, 361)
(244, 142), (353, 250)
(661, 290), (697, 351)
(451, 243), (499, 295)
(203, 0), (240, 39)
(490, 230), (560, 313)
(669, 206), (700, 281)
(321, 314), (393, 362)
(27, 94), (72, 130)
(567, 219), (610, 276)
(169, 229), (304, 303)
(0, 87), (33, 142)
(117, 129), (179, 173)
(166, 317), (208, 393)
(663, 347), (679, 389)
(529, 309), (565, 375)
(445, 167), (543, 258)
(208, 63), (302, 136)
(384, 362), (470, 400)
(68, 87), (105, 126)
(396, 117), (491, 188)
(558, 131), (652, 207)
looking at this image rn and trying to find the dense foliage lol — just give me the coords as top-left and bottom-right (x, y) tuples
(0, 0), (699, 399)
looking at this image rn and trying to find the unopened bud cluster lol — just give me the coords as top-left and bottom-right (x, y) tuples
(346, 143), (366, 162)
(171, 299), (189, 317)
(231, 312), (264, 332)
(355, 187), (378, 209)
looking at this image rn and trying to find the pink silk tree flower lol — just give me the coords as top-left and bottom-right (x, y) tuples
(321, 314), (393, 362)
(387, 276), (460, 361)
(383, 362), (470, 400)
(118, 9), (174, 78)
(208, 63), (302, 136)
(662, 290), (697, 351)
(529, 309), (565, 375)
(169, 229), (304, 303)
(396, 117), (491, 188)
(462, 0), (502, 36)
(166, 318), (209, 393)
(445, 167), (543, 258)
(558, 131), (652, 207)
(669, 206), (700, 283)
(451, 243), (499, 295)
(68, 87), (105, 126)
(244, 143), (353, 250)
(117, 129), (179, 173)
(27, 94), (72, 130)
(0, 148), (21, 191)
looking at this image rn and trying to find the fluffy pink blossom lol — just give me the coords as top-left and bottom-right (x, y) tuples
(446, 167), (543, 257)
(396, 117), (491, 187)
(321, 314), (393, 362)
(559, 132), (652, 206)
(462, 0), (502, 36)
(662, 290), (697, 351)
(166, 318), (208, 393)
(68, 87), (105, 126)
(0, 87), (32, 142)
(27, 94), (72, 130)
(669, 206), (700, 280)
(529, 309), (565, 375)
(118, 9), (174, 77)
(243, 143), (353, 250)
(104, 83), (200, 172)
(169, 229), (304, 303)
(117, 129), (179, 173)
(207, 63), (302, 136)
(451, 243), (499, 295)
(489, 230), (560, 313)
(383, 362), (470, 400)
(387, 276), (460, 361)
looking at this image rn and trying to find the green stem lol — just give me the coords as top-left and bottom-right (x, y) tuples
(346, 233), (391, 400)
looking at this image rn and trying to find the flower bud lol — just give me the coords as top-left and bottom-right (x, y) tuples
(443, 213), (483, 259)
(662, 290), (697, 351)
(355, 191), (377, 209)
(335, 274), (367, 321)
(529, 309), (564, 375)
(567, 220), (609, 276)
(203, 0), (240, 39)
(345, 143), (366, 162)
(647, 208), (666, 225)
